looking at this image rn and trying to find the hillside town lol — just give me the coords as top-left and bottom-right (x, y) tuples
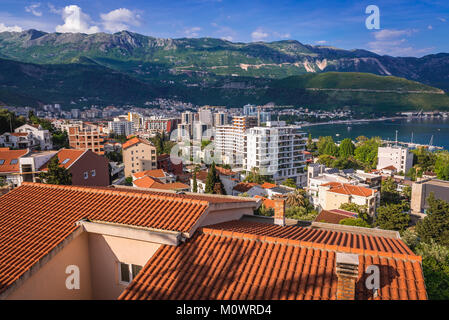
(1, 101), (449, 302)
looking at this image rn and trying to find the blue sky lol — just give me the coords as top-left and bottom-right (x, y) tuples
(0, 0), (448, 57)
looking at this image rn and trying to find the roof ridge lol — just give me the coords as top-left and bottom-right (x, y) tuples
(200, 226), (422, 262)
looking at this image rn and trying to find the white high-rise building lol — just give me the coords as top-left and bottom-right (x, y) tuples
(108, 120), (134, 136)
(377, 146), (414, 174)
(245, 122), (307, 184)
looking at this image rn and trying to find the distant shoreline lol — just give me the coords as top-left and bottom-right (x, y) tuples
(300, 116), (406, 127)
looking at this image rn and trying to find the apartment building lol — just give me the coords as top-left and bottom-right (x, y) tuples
(0, 183), (426, 300)
(108, 120), (134, 137)
(245, 122), (307, 185)
(214, 116), (257, 166)
(317, 182), (380, 215)
(68, 124), (106, 155)
(411, 178), (449, 214)
(122, 137), (157, 177)
(0, 148), (30, 188)
(0, 124), (53, 151)
(145, 118), (180, 134)
(377, 145), (414, 174)
(214, 112), (228, 126)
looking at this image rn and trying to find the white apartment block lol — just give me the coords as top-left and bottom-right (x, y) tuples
(245, 122), (307, 185)
(0, 124), (53, 151)
(377, 146), (414, 174)
(214, 125), (247, 166)
(108, 120), (134, 137)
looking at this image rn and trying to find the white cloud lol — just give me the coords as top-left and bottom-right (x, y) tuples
(428, 25), (433, 30)
(55, 5), (99, 34)
(25, 3), (42, 17)
(48, 3), (61, 14)
(438, 17), (446, 22)
(0, 23), (23, 32)
(367, 29), (433, 57)
(100, 8), (141, 33)
(251, 28), (268, 41)
(373, 29), (416, 40)
(184, 27), (201, 37)
(221, 36), (233, 41)
(315, 40), (327, 45)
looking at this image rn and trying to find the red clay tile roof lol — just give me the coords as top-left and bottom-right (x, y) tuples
(322, 182), (376, 197)
(382, 165), (398, 171)
(315, 209), (357, 224)
(10, 132), (28, 137)
(133, 169), (166, 179)
(215, 166), (237, 176)
(0, 182), (215, 295)
(233, 182), (259, 193)
(133, 176), (189, 191)
(260, 182), (277, 189)
(119, 223), (426, 300)
(0, 149), (29, 173)
(122, 137), (153, 150)
(254, 195), (276, 209)
(194, 170), (208, 182)
(40, 149), (85, 171)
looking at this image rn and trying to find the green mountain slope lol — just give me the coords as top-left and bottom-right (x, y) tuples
(1, 30), (449, 91)
(1, 57), (448, 112)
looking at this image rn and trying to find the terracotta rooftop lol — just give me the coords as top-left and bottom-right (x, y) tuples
(10, 132), (28, 137)
(315, 209), (357, 225)
(133, 176), (189, 191)
(0, 149), (29, 173)
(233, 182), (259, 193)
(119, 221), (425, 300)
(216, 166), (237, 176)
(321, 182), (377, 197)
(40, 149), (85, 171)
(254, 195), (276, 209)
(260, 182), (277, 189)
(0, 182), (221, 295)
(133, 169), (166, 179)
(122, 137), (153, 150)
(382, 165), (398, 171)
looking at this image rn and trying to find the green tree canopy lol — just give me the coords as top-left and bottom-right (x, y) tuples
(317, 136), (338, 157)
(416, 193), (449, 246)
(339, 203), (371, 224)
(339, 138), (355, 158)
(354, 137), (381, 169)
(339, 218), (371, 228)
(282, 178), (297, 189)
(39, 156), (72, 185)
(375, 203), (410, 232)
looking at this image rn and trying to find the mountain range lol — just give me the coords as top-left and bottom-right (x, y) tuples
(1, 29), (449, 112)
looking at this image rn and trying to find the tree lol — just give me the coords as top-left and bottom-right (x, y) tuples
(375, 203), (410, 232)
(192, 171), (198, 193)
(317, 155), (334, 167)
(124, 176), (133, 186)
(416, 193), (449, 246)
(0, 109), (26, 134)
(282, 178), (297, 189)
(244, 167), (273, 184)
(339, 138), (355, 158)
(205, 162), (219, 194)
(317, 136), (338, 157)
(354, 137), (381, 169)
(340, 218), (371, 228)
(332, 157), (360, 170)
(435, 151), (449, 181)
(339, 203), (371, 224)
(402, 185), (412, 200)
(380, 177), (401, 205)
(306, 134), (316, 152)
(286, 189), (307, 208)
(39, 156), (72, 185)
(256, 204), (274, 217)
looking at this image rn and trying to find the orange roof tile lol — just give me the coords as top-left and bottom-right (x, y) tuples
(0, 149), (29, 173)
(119, 223), (426, 300)
(322, 182), (376, 197)
(134, 176), (189, 191)
(254, 195), (276, 209)
(122, 137), (152, 150)
(133, 169), (166, 179)
(382, 165), (398, 171)
(215, 166), (237, 176)
(0, 182), (215, 295)
(260, 182), (277, 189)
(10, 132), (28, 137)
(233, 182), (259, 193)
(315, 209), (357, 224)
(40, 149), (85, 171)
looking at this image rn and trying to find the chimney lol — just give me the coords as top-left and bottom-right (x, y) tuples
(335, 252), (359, 300)
(273, 198), (285, 226)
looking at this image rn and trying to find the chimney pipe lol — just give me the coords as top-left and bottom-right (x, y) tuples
(273, 198), (286, 226)
(335, 252), (359, 300)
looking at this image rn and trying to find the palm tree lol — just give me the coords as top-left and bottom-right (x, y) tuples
(286, 189), (307, 208)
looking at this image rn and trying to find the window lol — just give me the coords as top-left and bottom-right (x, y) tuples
(10, 159), (18, 165)
(84, 172), (88, 179)
(61, 158), (70, 165)
(118, 263), (142, 284)
(91, 170), (96, 177)
(0, 160), (4, 165)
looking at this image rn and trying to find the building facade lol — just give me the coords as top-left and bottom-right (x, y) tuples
(122, 137), (157, 177)
(377, 146), (414, 174)
(68, 125), (106, 155)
